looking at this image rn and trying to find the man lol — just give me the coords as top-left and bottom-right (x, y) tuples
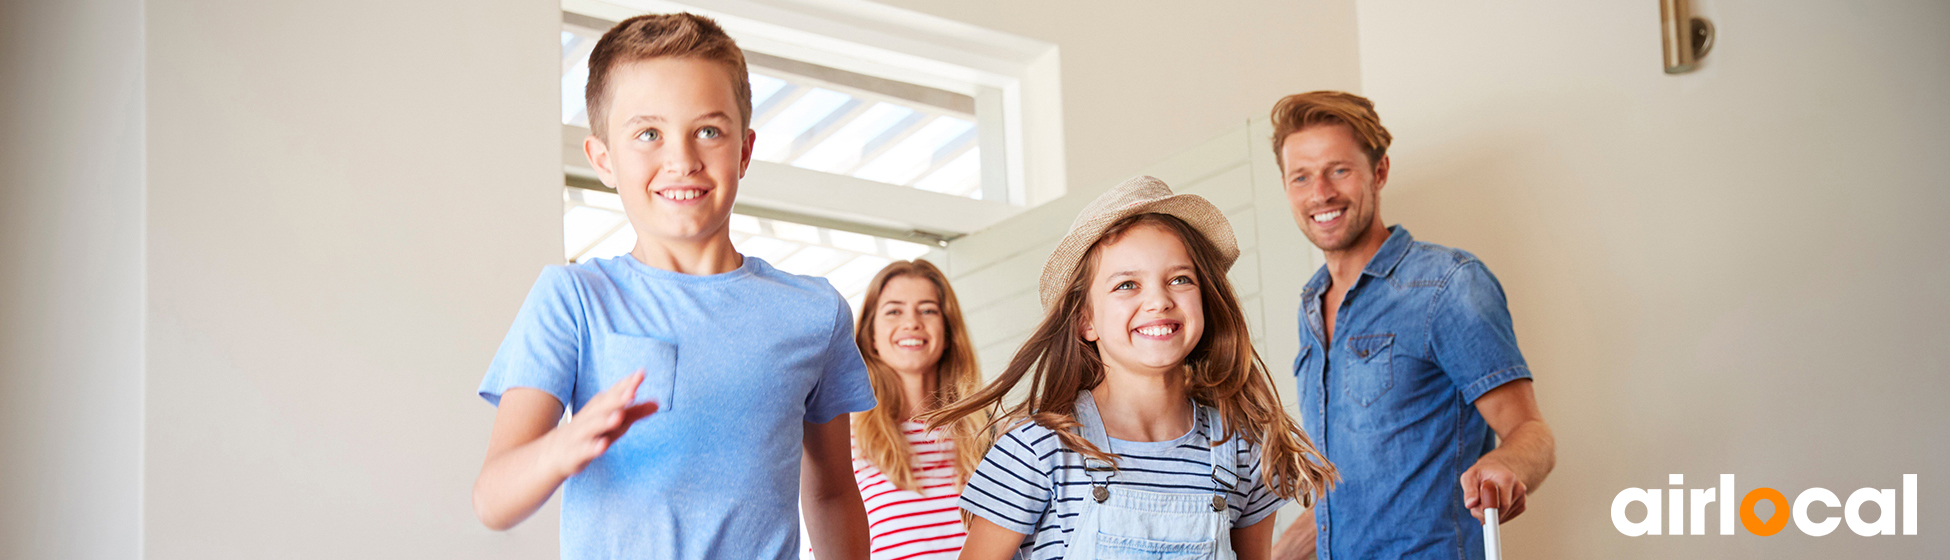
(1268, 91), (1556, 560)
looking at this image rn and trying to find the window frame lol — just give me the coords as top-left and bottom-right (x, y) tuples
(559, 0), (1065, 241)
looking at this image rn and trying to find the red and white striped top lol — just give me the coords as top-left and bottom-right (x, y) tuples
(852, 421), (966, 560)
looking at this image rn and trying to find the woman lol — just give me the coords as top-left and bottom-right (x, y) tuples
(849, 259), (992, 560)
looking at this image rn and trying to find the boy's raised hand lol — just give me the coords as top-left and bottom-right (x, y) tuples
(474, 372), (662, 531)
(545, 371), (660, 478)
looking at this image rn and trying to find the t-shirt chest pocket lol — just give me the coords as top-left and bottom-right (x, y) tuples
(590, 332), (679, 412)
(1340, 333), (1396, 407)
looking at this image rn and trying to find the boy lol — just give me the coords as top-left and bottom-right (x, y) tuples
(471, 13), (875, 560)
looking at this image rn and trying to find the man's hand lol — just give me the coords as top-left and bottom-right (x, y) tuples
(1460, 456), (1528, 523)
(1462, 379), (1555, 525)
(542, 371), (661, 478)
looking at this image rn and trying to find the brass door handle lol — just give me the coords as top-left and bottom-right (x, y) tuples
(1662, 0), (1716, 74)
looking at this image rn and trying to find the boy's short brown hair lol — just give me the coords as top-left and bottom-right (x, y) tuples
(1270, 91), (1392, 168)
(584, 13), (753, 140)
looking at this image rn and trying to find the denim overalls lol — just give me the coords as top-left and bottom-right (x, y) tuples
(1063, 391), (1241, 560)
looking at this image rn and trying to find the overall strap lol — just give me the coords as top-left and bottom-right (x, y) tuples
(1074, 390), (1114, 451)
(1204, 404), (1241, 513)
(1073, 390), (1117, 503)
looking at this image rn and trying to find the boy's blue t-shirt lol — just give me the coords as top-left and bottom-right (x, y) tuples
(478, 253), (876, 560)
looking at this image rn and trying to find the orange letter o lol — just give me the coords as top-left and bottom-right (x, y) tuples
(1741, 487), (1790, 536)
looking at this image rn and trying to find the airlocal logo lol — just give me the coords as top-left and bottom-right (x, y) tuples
(1612, 474), (1917, 537)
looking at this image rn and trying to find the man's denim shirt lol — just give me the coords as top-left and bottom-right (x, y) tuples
(1296, 226), (1532, 560)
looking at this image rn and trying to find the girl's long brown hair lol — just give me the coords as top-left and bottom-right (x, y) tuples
(920, 213), (1337, 502)
(851, 259), (993, 493)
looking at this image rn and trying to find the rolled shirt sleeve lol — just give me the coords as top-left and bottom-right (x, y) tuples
(1430, 260), (1533, 402)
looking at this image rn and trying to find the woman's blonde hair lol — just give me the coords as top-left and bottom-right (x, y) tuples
(851, 259), (992, 493)
(922, 214), (1337, 502)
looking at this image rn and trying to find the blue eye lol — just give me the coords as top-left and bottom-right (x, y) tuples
(636, 129), (660, 142)
(696, 126), (721, 139)
(1332, 168), (1350, 177)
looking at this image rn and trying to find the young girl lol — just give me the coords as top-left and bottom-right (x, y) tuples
(922, 176), (1337, 560)
(849, 260), (993, 559)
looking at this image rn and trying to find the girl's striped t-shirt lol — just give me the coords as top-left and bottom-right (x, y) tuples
(957, 418), (1287, 560)
(851, 421), (968, 560)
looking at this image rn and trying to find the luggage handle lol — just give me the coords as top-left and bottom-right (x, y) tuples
(1483, 508), (1503, 560)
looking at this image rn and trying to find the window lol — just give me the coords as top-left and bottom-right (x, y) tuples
(562, 17), (996, 201)
(557, 0), (1058, 311)
(559, 0), (1063, 240)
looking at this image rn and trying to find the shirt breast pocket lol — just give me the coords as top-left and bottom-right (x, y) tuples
(593, 332), (678, 412)
(1342, 333), (1395, 408)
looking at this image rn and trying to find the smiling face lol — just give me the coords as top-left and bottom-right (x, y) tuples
(1280, 123), (1390, 254)
(1081, 224), (1206, 375)
(583, 57), (756, 248)
(871, 274), (948, 377)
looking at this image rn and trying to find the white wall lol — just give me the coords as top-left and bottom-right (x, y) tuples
(0, 1), (146, 559)
(142, 0), (565, 557)
(1358, 0), (1950, 556)
(876, 0), (1363, 198)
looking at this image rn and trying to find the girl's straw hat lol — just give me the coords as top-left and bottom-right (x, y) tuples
(1038, 175), (1239, 310)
